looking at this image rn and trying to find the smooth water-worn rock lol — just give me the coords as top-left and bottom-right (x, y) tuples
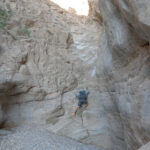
(138, 142), (150, 150)
(0, 126), (105, 150)
(97, 0), (150, 149)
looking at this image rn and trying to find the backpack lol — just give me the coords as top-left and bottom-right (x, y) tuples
(77, 90), (87, 100)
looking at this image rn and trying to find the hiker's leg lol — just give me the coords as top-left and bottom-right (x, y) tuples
(83, 102), (88, 108)
(73, 106), (79, 116)
(85, 103), (88, 107)
(73, 100), (83, 116)
(75, 106), (79, 113)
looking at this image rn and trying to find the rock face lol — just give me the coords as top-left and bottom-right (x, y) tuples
(97, 0), (150, 149)
(0, 0), (150, 150)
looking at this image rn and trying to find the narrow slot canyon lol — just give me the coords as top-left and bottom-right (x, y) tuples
(0, 0), (150, 150)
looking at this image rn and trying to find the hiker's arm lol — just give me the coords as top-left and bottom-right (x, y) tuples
(86, 88), (90, 95)
(87, 91), (90, 95)
(75, 93), (79, 98)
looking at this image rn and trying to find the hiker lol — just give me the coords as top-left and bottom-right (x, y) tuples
(73, 88), (90, 116)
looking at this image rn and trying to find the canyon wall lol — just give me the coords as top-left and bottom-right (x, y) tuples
(97, 0), (150, 150)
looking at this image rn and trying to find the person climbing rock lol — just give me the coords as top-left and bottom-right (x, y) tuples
(73, 88), (90, 116)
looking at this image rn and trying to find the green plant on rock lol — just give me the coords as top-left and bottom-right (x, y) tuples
(0, 4), (12, 28)
(17, 26), (30, 37)
(0, 4), (16, 40)
(23, 26), (30, 37)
